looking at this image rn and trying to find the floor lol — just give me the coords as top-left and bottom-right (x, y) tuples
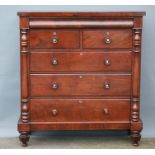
(0, 133), (155, 149)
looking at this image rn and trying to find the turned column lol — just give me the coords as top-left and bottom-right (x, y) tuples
(131, 28), (143, 146)
(19, 17), (30, 146)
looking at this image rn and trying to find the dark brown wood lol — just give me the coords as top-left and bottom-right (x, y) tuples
(30, 74), (131, 97)
(20, 21), (30, 146)
(29, 30), (80, 49)
(17, 12), (146, 17)
(130, 131), (141, 146)
(83, 30), (132, 49)
(18, 12), (145, 146)
(30, 51), (132, 72)
(29, 18), (134, 28)
(20, 17), (29, 29)
(30, 99), (130, 122)
(19, 131), (30, 147)
(31, 122), (131, 130)
(130, 28), (143, 146)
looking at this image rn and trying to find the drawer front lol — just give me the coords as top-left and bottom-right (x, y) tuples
(30, 30), (80, 49)
(83, 30), (132, 49)
(30, 52), (132, 72)
(30, 99), (130, 122)
(30, 74), (131, 97)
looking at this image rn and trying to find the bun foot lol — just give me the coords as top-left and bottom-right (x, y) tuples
(131, 131), (141, 146)
(19, 132), (30, 147)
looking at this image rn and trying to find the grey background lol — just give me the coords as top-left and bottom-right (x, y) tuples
(0, 5), (155, 138)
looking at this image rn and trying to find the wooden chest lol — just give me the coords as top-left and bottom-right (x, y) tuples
(17, 12), (145, 146)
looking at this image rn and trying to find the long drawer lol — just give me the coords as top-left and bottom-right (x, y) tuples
(30, 51), (132, 72)
(30, 74), (131, 97)
(30, 99), (130, 122)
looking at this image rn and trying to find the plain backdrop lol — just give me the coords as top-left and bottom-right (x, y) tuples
(0, 5), (155, 137)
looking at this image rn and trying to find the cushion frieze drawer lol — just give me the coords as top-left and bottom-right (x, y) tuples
(30, 99), (130, 122)
(30, 51), (132, 72)
(30, 74), (131, 97)
(30, 30), (80, 49)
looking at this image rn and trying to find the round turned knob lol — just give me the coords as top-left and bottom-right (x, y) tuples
(51, 109), (58, 116)
(52, 82), (58, 90)
(104, 59), (111, 66)
(104, 82), (110, 89)
(103, 108), (109, 115)
(52, 58), (58, 65)
(104, 37), (112, 44)
(52, 38), (58, 44)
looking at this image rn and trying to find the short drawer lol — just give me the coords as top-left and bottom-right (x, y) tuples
(30, 99), (130, 122)
(30, 51), (132, 72)
(83, 29), (132, 49)
(29, 30), (80, 49)
(30, 74), (131, 97)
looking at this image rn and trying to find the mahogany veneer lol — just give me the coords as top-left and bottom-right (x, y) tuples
(30, 30), (80, 49)
(17, 12), (145, 146)
(83, 30), (133, 48)
(30, 74), (131, 97)
(30, 99), (130, 122)
(30, 51), (132, 72)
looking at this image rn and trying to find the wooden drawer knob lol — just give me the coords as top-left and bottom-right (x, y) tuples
(52, 38), (58, 44)
(52, 82), (59, 90)
(51, 109), (58, 116)
(52, 58), (58, 65)
(104, 59), (111, 66)
(104, 37), (112, 44)
(103, 108), (109, 115)
(104, 82), (110, 89)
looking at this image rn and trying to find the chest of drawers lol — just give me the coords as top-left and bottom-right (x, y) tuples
(17, 12), (145, 146)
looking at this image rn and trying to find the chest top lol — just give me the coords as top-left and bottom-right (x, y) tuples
(18, 12), (145, 29)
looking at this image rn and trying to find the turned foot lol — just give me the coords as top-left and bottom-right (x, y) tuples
(19, 132), (30, 147)
(131, 131), (141, 146)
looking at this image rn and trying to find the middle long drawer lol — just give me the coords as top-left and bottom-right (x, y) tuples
(30, 51), (132, 72)
(30, 74), (131, 97)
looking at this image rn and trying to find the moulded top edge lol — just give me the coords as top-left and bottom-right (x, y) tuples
(17, 12), (146, 17)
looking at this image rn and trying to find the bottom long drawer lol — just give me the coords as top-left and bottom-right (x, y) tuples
(30, 99), (130, 122)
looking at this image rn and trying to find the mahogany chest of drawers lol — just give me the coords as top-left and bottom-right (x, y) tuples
(17, 12), (145, 146)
